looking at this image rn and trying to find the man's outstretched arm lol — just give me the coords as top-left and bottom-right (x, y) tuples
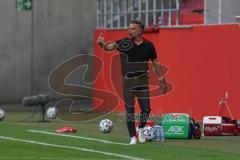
(97, 33), (118, 51)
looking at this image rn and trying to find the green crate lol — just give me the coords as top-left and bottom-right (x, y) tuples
(162, 113), (190, 139)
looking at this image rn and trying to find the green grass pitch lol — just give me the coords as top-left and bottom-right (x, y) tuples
(0, 112), (240, 160)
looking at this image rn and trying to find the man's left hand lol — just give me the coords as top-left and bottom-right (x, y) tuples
(162, 81), (167, 94)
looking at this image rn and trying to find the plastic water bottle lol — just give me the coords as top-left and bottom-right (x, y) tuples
(154, 124), (164, 143)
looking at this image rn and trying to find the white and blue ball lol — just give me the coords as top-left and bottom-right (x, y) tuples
(143, 126), (155, 141)
(0, 109), (5, 121)
(99, 119), (113, 133)
(46, 107), (57, 119)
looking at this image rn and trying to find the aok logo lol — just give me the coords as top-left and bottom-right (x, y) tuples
(167, 126), (184, 133)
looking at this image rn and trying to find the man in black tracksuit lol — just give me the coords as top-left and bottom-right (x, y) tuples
(97, 20), (167, 144)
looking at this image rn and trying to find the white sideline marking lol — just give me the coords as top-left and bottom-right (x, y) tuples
(0, 135), (145, 160)
(28, 130), (130, 146)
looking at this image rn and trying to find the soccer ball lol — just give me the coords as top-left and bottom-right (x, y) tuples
(143, 126), (155, 141)
(0, 109), (5, 121)
(99, 119), (113, 133)
(46, 107), (57, 119)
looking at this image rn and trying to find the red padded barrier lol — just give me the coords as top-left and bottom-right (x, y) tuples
(94, 24), (240, 120)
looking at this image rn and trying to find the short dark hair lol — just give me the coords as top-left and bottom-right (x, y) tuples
(130, 19), (145, 30)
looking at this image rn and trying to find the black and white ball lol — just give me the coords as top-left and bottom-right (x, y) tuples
(143, 126), (155, 141)
(0, 109), (5, 121)
(46, 107), (57, 119)
(99, 119), (113, 133)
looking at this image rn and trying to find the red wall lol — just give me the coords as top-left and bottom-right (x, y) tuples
(93, 24), (240, 121)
